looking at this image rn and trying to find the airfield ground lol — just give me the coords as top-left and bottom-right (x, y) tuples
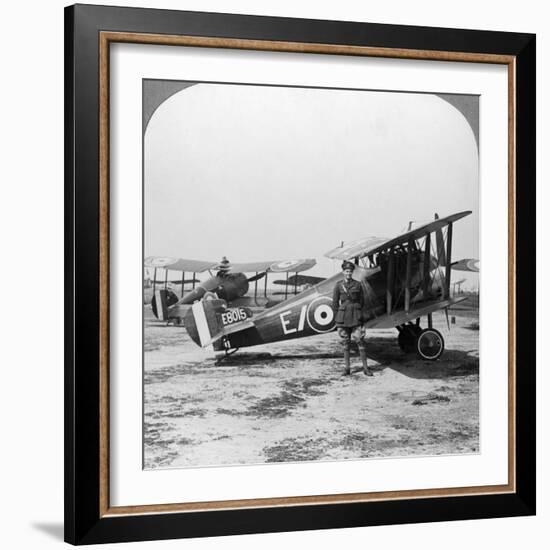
(143, 300), (479, 469)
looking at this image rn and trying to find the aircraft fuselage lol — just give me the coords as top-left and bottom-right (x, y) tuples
(205, 250), (445, 350)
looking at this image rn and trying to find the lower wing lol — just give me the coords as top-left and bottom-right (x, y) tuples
(364, 297), (468, 329)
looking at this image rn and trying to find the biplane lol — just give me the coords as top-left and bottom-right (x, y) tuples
(452, 278), (467, 295)
(144, 257), (317, 324)
(181, 211), (477, 360)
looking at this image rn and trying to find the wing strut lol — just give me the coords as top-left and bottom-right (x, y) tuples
(386, 248), (395, 315)
(444, 223), (453, 299)
(404, 241), (412, 312)
(423, 232), (431, 299)
(181, 271), (186, 298)
(284, 272), (289, 299)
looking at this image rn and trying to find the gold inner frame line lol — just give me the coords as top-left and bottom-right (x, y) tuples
(98, 31), (516, 517)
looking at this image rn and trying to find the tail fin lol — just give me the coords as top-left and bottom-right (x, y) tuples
(184, 299), (254, 348)
(151, 289), (178, 320)
(183, 299), (226, 347)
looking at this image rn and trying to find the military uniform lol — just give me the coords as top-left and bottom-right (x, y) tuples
(333, 279), (365, 328)
(332, 263), (372, 376)
(333, 278), (366, 349)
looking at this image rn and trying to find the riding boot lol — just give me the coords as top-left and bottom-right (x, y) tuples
(359, 348), (373, 376)
(343, 349), (351, 376)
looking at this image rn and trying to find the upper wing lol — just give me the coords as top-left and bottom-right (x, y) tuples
(324, 237), (389, 261)
(230, 259), (316, 273)
(145, 257), (316, 274)
(325, 211), (472, 260)
(451, 259), (479, 272)
(144, 256), (217, 273)
(227, 261), (278, 273)
(268, 259), (316, 273)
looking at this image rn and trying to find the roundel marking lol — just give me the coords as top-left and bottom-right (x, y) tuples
(306, 296), (336, 333)
(272, 259), (300, 271)
(467, 259), (480, 272)
(147, 257), (178, 267)
(314, 304), (333, 325)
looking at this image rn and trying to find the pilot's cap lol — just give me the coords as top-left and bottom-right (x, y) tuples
(341, 260), (356, 271)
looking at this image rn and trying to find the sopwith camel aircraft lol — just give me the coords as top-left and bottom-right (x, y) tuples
(146, 211), (478, 361)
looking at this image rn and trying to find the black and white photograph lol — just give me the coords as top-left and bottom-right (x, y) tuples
(0, 0), (540, 547)
(143, 80), (480, 470)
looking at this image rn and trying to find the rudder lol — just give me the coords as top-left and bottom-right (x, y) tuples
(184, 299), (227, 347)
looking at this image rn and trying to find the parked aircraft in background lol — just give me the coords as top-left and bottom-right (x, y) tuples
(144, 256), (317, 324)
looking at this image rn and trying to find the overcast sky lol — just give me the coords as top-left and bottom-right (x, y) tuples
(144, 83), (479, 284)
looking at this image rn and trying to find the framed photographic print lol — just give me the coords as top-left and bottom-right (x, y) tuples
(64, 4), (536, 545)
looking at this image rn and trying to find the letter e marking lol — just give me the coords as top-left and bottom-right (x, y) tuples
(280, 310), (296, 335)
(298, 304), (307, 331)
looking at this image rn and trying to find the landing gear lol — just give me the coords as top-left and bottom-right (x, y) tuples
(214, 347), (240, 365)
(213, 336), (239, 363)
(416, 328), (444, 360)
(397, 324), (422, 353)
(397, 323), (445, 360)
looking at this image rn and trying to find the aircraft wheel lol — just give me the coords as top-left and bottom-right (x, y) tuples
(416, 328), (445, 360)
(398, 325), (420, 353)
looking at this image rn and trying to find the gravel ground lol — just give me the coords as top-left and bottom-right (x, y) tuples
(143, 307), (479, 469)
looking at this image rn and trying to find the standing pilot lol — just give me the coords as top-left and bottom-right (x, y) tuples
(332, 260), (372, 376)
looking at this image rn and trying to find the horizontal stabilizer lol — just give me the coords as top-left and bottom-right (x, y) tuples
(202, 320), (256, 347)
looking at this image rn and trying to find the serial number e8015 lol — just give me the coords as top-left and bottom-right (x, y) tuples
(221, 308), (248, 326)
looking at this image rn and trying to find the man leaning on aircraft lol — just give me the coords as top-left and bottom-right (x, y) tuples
(332, 260), (373, 377)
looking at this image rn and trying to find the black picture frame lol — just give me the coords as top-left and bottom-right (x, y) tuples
(65, 3), (536, 545)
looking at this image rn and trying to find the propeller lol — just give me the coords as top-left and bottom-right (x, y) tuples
(247, 271), (267, 283)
